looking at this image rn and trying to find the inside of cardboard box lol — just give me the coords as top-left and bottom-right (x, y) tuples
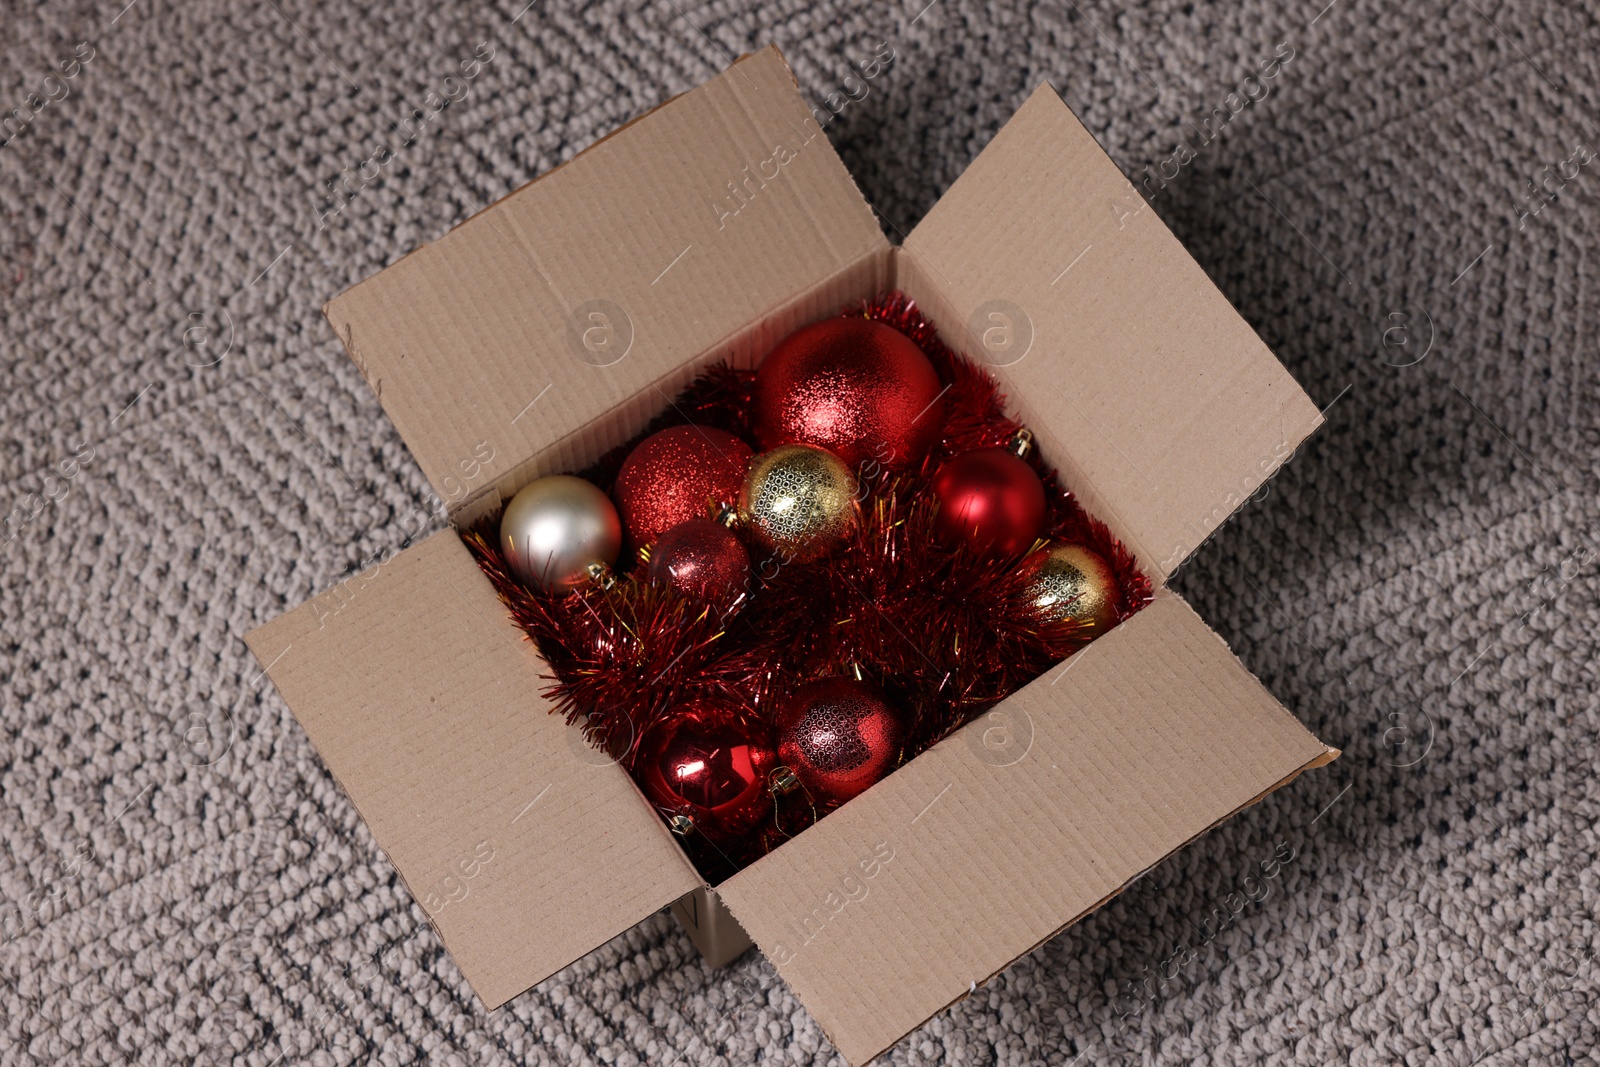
(454, 242), (1166, 887)
(448, 249), (890, 531)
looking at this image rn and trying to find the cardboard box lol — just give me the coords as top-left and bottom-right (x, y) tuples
(245, 46), (1337, 1065)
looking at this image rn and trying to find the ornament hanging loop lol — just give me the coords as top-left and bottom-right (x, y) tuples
(768, 765), (819, 841)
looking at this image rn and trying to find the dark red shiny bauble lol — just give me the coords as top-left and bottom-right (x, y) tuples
(774, 677), (903, 805)
(930, 448), (1047, 558)
(613, 425), (754, 549)
(647, 518), (750, 603)
(635, 701), (775, 842)
(753, 318), (945, 471)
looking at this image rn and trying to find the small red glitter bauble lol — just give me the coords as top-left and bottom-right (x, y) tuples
(613, 425), (754, 550)
(774, 677), (903, 805)
(753, 319), (944, 471)
(930, 448), (1047, 558)
(647, 518), (750, 604)
(636, 701), (776, 842)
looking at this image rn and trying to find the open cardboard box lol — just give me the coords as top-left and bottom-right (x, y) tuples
(245, 46), (1337, 1064)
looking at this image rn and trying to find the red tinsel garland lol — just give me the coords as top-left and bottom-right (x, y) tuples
(460, 291), (1153, 874)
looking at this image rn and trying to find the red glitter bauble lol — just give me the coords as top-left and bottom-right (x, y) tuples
(774, 677), (903, 805)
(614, 425), (754, 549)
(930, 448), (1047, 558)
(647, 518), (750, 604)
(753, 318), (944, 471)
(636, 701), (776, 843)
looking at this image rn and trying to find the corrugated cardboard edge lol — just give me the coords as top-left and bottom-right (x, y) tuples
(792, 748), (1340, 1064)
(888, 745), (1340, 1026)
(714, 590), (1336, 1065)
(451, 245), (892, 529)
(320, 44), (888, 507)
(901, 82), (1326, 579)
(243, 531), (704, 1008)
(320, 46), (787, 324)
(670, 887), (756, 969)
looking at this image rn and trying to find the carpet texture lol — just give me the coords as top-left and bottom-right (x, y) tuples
(3, 0), (1598, 1063)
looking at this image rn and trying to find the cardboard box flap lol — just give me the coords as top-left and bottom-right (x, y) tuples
(902, 84), (1322, 577)
(325, 45), (886, 507)
(244, 532), (703, 1008)
(715, 591), (1333, 1064)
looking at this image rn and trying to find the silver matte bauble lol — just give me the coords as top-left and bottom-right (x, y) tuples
(499, 475), (622, 592)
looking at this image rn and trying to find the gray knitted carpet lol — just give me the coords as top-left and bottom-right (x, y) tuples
(3, 0), (1597, 1062)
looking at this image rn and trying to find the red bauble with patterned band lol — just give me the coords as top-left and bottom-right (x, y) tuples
(635, 700), (775, 843)
(753, 318), (945, 471)
(774, 677), (903, 806)
(613, 425), (754, 550)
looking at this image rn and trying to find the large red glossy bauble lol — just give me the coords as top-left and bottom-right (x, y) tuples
(647, 518), (750, 604)
(753, 319), (944, 470)
(775, 677), (903, 805)
(613, 425), (754, 549)
(930, 448), (1047, 558)
(635, 701), (775, 842)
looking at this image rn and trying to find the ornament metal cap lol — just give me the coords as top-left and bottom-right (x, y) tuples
(586, 561), (617, 590)
(1009, 428), (1034, 459)
(770, 766), (801, 796)
(666, 813), (695, 836)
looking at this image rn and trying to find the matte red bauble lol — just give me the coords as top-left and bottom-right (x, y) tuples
(931, 448), (1047, 558)
(635, 701), (775, 842)
(775, 677), (903, 805)
(753, 318), (944, 470)
(613, 425), (754, 549)
(647, 518), (750, 603)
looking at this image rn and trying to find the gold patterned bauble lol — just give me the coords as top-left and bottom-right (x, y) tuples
(737, 445), (859, 563)
(1026, 543), (1120, 632)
